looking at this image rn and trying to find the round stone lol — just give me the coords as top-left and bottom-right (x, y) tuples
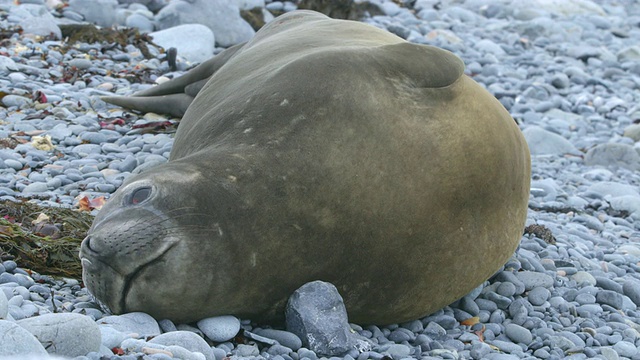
(497, 282), (517, 297)
(197, 315), (241, 342)
(528, 287), (550, 306)
(505, 323), (533, 345)
(254, 329), (303, 351)
(572, 271), (597, 286)
(21, 182), (48, 193)
(515, 271), (554, 290)
(613, 340), (637, 357)
(0, 319), (48, 356)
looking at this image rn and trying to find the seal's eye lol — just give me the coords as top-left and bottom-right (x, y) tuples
(128, 186), (152, 206)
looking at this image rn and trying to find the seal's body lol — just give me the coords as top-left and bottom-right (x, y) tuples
(82, 10), (531, 324)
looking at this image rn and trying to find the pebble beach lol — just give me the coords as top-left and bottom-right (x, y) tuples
(1, 0), (640, 359)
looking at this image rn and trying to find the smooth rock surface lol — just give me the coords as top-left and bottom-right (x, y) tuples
(522, 126), (580, 155)
(0, 319), (48, 357)
(196, 315), (240, 343)
(584, 143), (640, 170)
(148, 331), (215, 360)
(96, 312), (161, 337)
(155, 0), (254, 47)
(285, 281), (371, 356)
(68, 0), (118, 27)
(17, 313), (101, 357)
(150, 24), (215, 64)
(0, 290), (7, 319)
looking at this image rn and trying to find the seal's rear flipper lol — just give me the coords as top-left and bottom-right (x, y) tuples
(102, 42), (247, 117)
(134, 42), (246, 98)
(101, 93), (193, 118)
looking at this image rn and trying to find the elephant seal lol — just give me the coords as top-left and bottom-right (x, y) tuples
(82, 10), (531, 325)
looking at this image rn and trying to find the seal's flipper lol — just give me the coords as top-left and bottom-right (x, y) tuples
(101, 93), (193, 118)
(133, 42), (246, 98)
(184, 78), (210, 98)
(101, 43), (246, 117)
(374, 42), (465, 88)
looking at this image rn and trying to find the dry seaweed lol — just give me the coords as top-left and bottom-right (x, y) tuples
(297, 0), (384, 20)
(241, 7), (267, 31)
(59, 24), (158, 59)
(0, 200), (92, 279)
(524, 224), (556, 245)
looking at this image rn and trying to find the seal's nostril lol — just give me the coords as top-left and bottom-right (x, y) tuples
(82, 236), (96, 254)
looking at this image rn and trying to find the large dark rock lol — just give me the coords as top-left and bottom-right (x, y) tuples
(285, 281), (371, 356)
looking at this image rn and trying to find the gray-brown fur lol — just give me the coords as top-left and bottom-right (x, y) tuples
(81, 10), (531, 325)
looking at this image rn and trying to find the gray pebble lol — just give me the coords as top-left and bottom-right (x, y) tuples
(126, 13), (155, 32)
(528, 286), (550, 306)
(558, 330), (585, 348)
(380, 343), (411, 360)
(515, 271), (554, 290)
(0, 319), (48, 356)
(267, 343), (293, 356)
(495, 271), (525, 294)
(577, 304), (603, 317)
(98, 312), (161, 337)
(197, 315), (240, 342)
(485, 292), (512, 309)
(470, 342), (491, 359)
(596, 290), (623, 309)
(211, 346), (227, 360)
(21, 182), (48, 193)
(69, 58), (93, 70)
(99, 325), (128, 348)
(594, 277), (624, 293)
(18, 313), (101, 357)
(158, 319), (177, 333)
(575, 293), (596, 305)
(476, 298), (497, 312)
(80, 132), (108, 144)
(72, 144), (102, 156)
(3, 261), (17, 273)
(148, 331), (216, 360)
(244, 330), (278, 346)
(572, 271), (597, 286)
(622, 280), (640, 307)
(3, 159), (23, 170)
(505, 323), (533, 344)
(497, 282), (517, 297)
(523, 126), (580, 156)
(2, 95), (32, 108)
(613, 340), (637, 357)
(430, 314), (457, 329)
(400, 319), (423, 333)
(388, 327), (414, 342)
(490, 339), (522, 354)
(254, 329), (303, 351)
(584, 143), (640, 171)
(550, 73), (570, 88)
(236, 344), (259, 357)
(13, 274), (34, 288)
(423, 321), (446, 336)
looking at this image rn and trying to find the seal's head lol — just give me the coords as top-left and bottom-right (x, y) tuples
(80, 160), (232, 320)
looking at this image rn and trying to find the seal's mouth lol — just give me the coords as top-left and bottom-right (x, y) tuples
(80, 235), (178, 314)
(80, 257), (114, 315)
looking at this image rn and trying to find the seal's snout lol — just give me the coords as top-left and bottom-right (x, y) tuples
(80, 236), (96, 255)
(80, 234), (108, 259)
